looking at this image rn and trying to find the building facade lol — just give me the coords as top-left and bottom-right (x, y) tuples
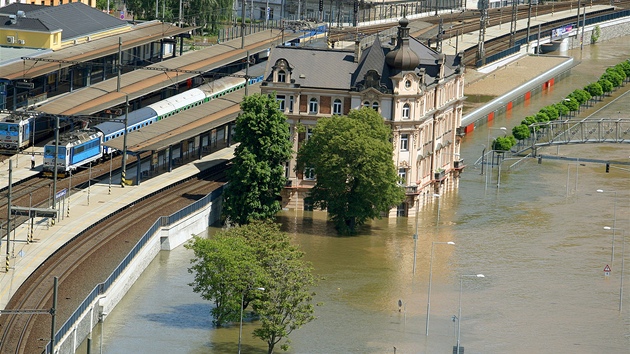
(260, 18), (466, 218)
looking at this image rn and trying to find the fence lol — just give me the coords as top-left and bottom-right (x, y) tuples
(48, 181), (225, 353)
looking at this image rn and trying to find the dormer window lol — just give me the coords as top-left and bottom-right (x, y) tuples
(363, 101), (370, 108)
(365, 70), (380, 89)
(277, 70), (286, 83)
(372, 102), (379, 111)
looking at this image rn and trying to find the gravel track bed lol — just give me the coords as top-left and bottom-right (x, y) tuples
(0, 172), (225, 354)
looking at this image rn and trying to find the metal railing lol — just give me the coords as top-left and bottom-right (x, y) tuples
(49, 182), (225, 353)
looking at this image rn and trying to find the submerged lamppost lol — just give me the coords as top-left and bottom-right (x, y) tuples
(456, 274), (485, 354)
(425, 241), (455, 335)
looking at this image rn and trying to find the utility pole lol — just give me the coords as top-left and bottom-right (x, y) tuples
(241, 0), (246, 49)
(509, 0), (518, 47)
(121, 96), (129, 188)
(526, 0), (532, 53)
(5, 160), (11, 272)
(477, 0), (487, 64)
(117, 37), (122, 93)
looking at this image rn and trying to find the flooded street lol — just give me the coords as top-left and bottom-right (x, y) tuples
(93, 37), (630, 353)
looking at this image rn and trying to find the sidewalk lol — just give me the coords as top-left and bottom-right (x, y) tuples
(0, 146), (235, 310)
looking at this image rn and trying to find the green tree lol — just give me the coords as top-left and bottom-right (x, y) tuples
(601, 71), (622, 88)
(534, 112), (549, 123)
(619, 60), (630, 78)
(297, 108), (405, 234)
(186, 233), (264, 326)
(584, 82), (603, 100)
(512, 124), (531, 141)
(539, 105), (559, 121)
(562, 97), (580, 115)
(223, 93), (293, 225)
(493, 135), (515, 151)
(599, 79), (614, 95)
(554, 102), (570, 118)
(253, 253), (318, 354)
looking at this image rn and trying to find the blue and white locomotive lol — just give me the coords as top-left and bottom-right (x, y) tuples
(42, 129), (104, 177)
(42, 64), (264, 176)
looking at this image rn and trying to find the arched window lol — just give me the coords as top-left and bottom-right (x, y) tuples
(363, 101), (370, 108)
(333, 99), (342, 115)
(372, 102), (379, 111)
(309, 98), (319, 113)
(277, 70), (286, 83)
(402, 103), (410, 119)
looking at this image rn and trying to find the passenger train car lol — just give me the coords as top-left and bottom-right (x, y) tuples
(42, 64), (265, 176)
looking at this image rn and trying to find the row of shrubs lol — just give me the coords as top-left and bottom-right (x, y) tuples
(491, 59), (630, 152)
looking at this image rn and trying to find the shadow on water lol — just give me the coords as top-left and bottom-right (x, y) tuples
(277, 211), (393, 238)
(141, 303), (213, 330)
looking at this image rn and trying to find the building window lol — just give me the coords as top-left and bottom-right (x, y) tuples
(402, 103), (410, 119)
(398, 168), (407, 185)
(363, 101), (370, 108)
(277, 95), (285, 111)
(333, 99), (342, 115)
(306, 127), (313, 140)
(400, 134), (409, 151)
(396, 203), (407, 217)
(304, 167), (316, 180)
(405, 80), (411, 88)
(372, 102), (379, 111)
(289, 96), (294, 112)
(277, 70), (286, 83)
(309, 98), (318, 113)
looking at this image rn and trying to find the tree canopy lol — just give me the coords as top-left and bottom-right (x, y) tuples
(296, 108), (405, 234)
(223, 93), (293, 225)
(186, 222), (318, 353)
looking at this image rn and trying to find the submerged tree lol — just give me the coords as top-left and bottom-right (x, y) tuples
(186, 222), (319, 351)
(223, 93), (293, 225)
(297, 108), (405, 234)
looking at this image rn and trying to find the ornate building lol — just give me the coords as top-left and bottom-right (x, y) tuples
(260, 18), (466, 217)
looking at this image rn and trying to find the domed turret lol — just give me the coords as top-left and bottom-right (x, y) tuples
(385, 17), (419, 71)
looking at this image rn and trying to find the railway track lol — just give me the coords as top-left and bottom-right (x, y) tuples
(0, 161), (228, 353)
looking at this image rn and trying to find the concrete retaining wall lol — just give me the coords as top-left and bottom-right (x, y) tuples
(55, 192), (223, 354)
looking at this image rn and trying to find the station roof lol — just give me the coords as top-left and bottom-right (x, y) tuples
(104, 82), (260, 153)
(2, 21), (193, 80)
(36, 29), (297, 116)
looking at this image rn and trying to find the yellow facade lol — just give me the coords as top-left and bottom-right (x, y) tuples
(1, 28), (62, 49)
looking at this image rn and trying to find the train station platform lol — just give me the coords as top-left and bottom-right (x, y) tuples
(441, 5), (613, 56)
(0, 145), (235, 310)
(0, 147), (45, 189)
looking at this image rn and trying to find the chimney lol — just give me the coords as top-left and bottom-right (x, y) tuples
(354, 40), (361, 63)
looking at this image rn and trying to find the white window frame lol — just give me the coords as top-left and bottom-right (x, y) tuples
(277, 95), (285, 111)
(304, 167), (316, 180)
(333, 99), (342, 115)
(398, 168), (407, 185)
(402, 103), (410, 120)
(277, 70), (286, 83)
(309, 98), (319, 114)
(400, 134), (409, 151)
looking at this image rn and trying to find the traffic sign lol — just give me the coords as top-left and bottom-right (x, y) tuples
(604, 264), (611, 277)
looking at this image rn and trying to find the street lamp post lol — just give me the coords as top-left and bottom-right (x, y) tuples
(425, 241), (455, 335)
(604, 227), (625, 312)
(238, 287), (265, 354)
(597, 189), (617, 264)
(456, 274), (485, 354)
(486, 126), (507, 159)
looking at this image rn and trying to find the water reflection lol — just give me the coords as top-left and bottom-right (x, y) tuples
(95, 36), (630, 354)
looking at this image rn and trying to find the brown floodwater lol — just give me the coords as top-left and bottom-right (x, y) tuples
(91, 36), (630, 354)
